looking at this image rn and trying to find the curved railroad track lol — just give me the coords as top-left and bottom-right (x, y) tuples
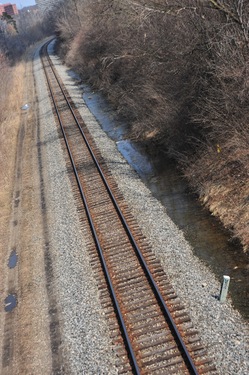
(40, 40), (217, 375)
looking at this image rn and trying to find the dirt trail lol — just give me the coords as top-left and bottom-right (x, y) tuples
(0, 47), (53, 374)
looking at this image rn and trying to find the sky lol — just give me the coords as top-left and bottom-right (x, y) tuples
(7, 0), (37, 9)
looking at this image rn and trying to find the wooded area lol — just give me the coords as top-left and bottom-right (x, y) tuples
(53, 0), (249, 250)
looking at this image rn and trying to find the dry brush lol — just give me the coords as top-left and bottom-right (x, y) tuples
(55, 0), (249, 250)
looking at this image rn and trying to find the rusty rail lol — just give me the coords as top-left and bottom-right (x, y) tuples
(40, 40), (217, 375)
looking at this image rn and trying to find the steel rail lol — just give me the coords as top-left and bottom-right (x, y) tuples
(42, 40), (199, 375)
(41, 42), (141, 375)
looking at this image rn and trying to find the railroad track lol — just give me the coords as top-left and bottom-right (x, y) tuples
(40, 40), (217, 375)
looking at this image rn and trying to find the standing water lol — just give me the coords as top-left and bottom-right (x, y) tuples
(70, 72), (249, 319)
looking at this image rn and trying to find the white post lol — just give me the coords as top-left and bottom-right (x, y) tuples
(219, 275), (230, 303)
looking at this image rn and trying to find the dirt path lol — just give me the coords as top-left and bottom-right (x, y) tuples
(0, 47), (53, 375)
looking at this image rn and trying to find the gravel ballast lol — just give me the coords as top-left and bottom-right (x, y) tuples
(34, 43), (118, 374)
(35, 40), (248, 374)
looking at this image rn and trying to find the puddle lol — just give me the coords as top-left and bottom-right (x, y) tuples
(74, 76), (249, 319)
(116, 140), (154, 176)
(8, 250), (18, 269)
(4, 295), (17, 312)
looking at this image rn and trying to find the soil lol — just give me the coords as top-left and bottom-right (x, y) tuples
(0, 47), (52, 374)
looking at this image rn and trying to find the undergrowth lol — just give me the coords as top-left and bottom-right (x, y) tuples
(54, 0), (249, 250)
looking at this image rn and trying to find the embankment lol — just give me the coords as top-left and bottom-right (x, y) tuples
(53, 0), (249, 250)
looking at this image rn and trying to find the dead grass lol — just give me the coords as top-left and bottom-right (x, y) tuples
(0, 62), (25, 284)
(184, 130), (249, 250)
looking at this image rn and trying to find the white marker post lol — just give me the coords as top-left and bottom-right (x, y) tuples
(219, 275), (230, 303)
